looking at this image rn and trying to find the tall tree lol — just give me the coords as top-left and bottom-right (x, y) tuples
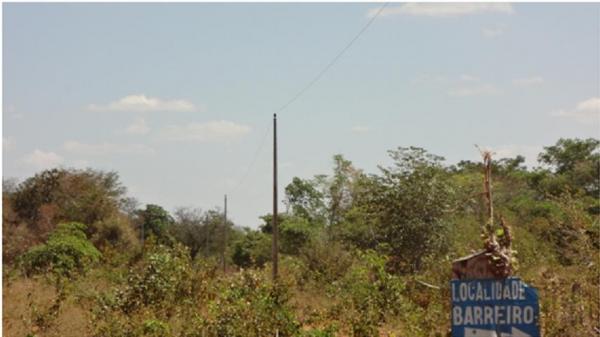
(136, 204), (173, 240)
(359, 147), (456, 272)
(538, 138), (600, 197)
(284, 177), (326, 224)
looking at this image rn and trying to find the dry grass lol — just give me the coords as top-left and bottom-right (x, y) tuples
(3, 274), (93, 337)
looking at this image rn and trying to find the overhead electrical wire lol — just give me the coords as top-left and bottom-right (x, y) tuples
(275, 2), (389, 115)
(225, 2), (389, 195)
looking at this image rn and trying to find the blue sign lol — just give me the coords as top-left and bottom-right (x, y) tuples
(451, 277), (540, 337)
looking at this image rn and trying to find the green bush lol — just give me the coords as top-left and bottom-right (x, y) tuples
(142, 319), (170, 336)
(280, 217), (316, 255)
(114, 242), (193, 313)
(204, 270), (300, 337)
(301, 325), (338, 337)
(335, 250), (407, 336)
(300, 236), (354, 283)
(231, 230), (271, 268)
(20, 222), (101, 278)
(91, 242), (195, 337)
(90, 215), (139, 251)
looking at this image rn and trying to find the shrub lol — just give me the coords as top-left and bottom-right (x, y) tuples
(204, 270), (300, 337)
(20, 222), (101, 278)
(335, 250), (407, 336)
(90, 215), (139, 251)
(231, 230), (271, 268)
(114, 242), (193, 313)
(12, 168), (126, 228)
(300, 236), (354, 283)
(142, 319), (170, 336)
(301, 325), (338, 337)
(280, 217), (316, 255)
(91, 243), (195, 337)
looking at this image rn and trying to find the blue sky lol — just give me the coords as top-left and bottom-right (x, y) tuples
(3, 3), (599, 228)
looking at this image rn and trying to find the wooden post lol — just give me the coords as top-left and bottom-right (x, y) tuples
(272, 113), (279, 281)
(482, 151), (494, 240)
(452, 151), (514, 279)
(223, 194), (227, 272)
(141, 220), (144, 251)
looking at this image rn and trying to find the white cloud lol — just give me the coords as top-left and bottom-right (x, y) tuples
(553, 97), (600, 125)
(482, 25), (506, 38)
(370, 3), (514, 18)
(126, 117), (151, 135)
(448, 84), (500, 97)
(22, 149), (64, 169)
(3, 137), (15, 152)
(162, 120), (251, 142)
(88, 94), (197, 112)
(459, 74), (479, 82)
(63, 141), (155, 156)
(412, 74), (448, 85)
(351, 126), (370, 134)
(512, 76), (544, 87)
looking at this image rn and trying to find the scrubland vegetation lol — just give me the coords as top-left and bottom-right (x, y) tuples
(3, 138), (599, 336)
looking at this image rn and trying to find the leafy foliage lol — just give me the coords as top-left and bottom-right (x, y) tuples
(20, 222), (101, 278)
(113, 242), (193, 313)
(3, 137), (599, 337)
(285, 177), (326, 224)
(232, 229), (271, 268)
(135, 204), (173, 240)
(170, 207), (237, 259)
(204, 270), (299, 337)
(12, 169), (126, 228)
(356, 147), (456, 272)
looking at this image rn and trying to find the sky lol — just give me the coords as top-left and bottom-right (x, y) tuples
(3, 3), (600, 228)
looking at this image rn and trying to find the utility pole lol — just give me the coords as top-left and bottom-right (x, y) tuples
(140, 221), (144, 251)
(272, 113), (279, 281)
(222, 194), (227, 272)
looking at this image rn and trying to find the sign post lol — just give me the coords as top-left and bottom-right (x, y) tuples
(451, 151), (540, 337)
(451, 277), (540, 337)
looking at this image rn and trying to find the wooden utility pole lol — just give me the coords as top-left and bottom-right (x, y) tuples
(272, 113), (279, 281)
(222, 194), (227, 272)
(140, 221), (144, 251)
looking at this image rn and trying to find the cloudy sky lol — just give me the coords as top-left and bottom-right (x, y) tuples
(3, 3), (599, 228)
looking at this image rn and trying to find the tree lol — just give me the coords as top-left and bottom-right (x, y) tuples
(137, 204), (173, 240)
(20, 222), (101, 278)
(279, 216), (316, 255)
(328, 155), (362, 226)
(170, 207), (238, 259)
(231, 229), (271, 268)
(171, 207), (205, 258)
(358, 147), (456, 272)
(8, 168), (129, 252)
(11, 168), (126, 225)
(539, 138), (599, 174)
(536, 138), (600, 199)
(284, 177), (326, 224)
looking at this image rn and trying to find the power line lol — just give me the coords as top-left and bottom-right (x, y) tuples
(226, 3), (388, 196)
(227, 120), (272, 194)
(275, 2), (389, 115)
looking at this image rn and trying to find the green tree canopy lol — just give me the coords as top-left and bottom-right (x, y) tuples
(137, 204), (174, 240)
(20, 222), (101, 278)
(12, 169), (126, 224)
(538, 138), (600, 197)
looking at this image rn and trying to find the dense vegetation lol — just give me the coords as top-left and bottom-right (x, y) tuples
(3, 138), (599, 336)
